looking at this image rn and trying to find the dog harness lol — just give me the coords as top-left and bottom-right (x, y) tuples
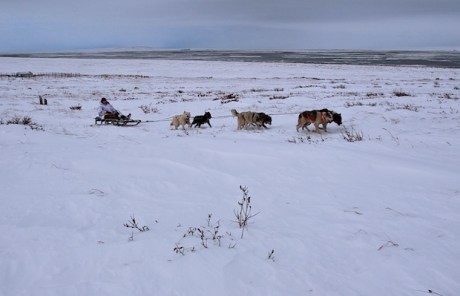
(319, 112), (327, 124)
(306, 111), (326, 123)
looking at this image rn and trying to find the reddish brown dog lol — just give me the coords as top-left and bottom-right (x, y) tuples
(296, 110), (334, 133)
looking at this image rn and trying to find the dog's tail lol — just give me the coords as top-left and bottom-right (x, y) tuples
(231, 109), (238, 117)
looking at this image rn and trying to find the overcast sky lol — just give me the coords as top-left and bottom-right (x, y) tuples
(1, 0), (459, 52)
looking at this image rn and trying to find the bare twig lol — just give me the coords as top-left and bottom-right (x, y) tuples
(342, 126), (364, 142)
(123, 214), (150, 232)
(378, 240), (399, 251)
(415, 289), (443, 296)
(383, 128), (400, 145)
(268, 249), (275, 261)
(128, 231), (134, 241)
(344, 210), (363, 215)
(234, 185), (260, 238)
(175, 214), (228, 255)
(174, 243), (185, 255)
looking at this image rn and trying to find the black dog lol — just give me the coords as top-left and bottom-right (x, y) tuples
(192, 112), (212, 128)
(317, 109), (342, 126)
(256, 112), (272, 128)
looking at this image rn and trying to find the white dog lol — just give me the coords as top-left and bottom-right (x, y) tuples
(170, 111), (191, 130)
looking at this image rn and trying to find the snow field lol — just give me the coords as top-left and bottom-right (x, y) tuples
(1, 57), (459, 295)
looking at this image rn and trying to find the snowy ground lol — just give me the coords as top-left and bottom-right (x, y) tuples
(0, 57), (459, 296)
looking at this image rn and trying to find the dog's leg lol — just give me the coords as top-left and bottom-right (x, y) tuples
(314, 123), (321, 133)
(240, 114), (246, 129)
(237, 117), (244, 130)
(207, 120), (212, 128)
(245, 121), (252, 129)
(296, 119), (302, 132)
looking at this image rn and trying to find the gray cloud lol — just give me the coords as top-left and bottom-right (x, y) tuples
(1, 0), (459, 52)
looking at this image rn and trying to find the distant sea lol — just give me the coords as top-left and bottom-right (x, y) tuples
(1, 50), (460, 68)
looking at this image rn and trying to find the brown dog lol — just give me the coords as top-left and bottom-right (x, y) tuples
(231, 109), (261, 130)
(296, 110), (334, 133)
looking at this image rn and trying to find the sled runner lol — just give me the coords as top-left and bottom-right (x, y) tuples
(94, 116), (141, 126)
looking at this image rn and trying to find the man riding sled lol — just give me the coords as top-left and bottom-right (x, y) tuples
(98, 97), (130, 120)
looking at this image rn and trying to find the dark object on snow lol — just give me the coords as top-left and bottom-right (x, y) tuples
(94, 114), (141, 126)
(39, 95), (48, 105)
(192, 112), (212, 128)
(256, 112), (272, 128)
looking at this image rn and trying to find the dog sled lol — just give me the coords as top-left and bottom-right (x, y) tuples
(94, 116), (141, 126)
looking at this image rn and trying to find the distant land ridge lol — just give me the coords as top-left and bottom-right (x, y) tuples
(1, 49), (459, 68)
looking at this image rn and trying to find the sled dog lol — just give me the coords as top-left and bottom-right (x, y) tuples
(296, 110), (334, 133)
(171, 111), (191, 130)
(192, 112), (212, 128)
(231, 109), (261, 130)
(256, 112), (272, 128)
(317, 108), (342, 126)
